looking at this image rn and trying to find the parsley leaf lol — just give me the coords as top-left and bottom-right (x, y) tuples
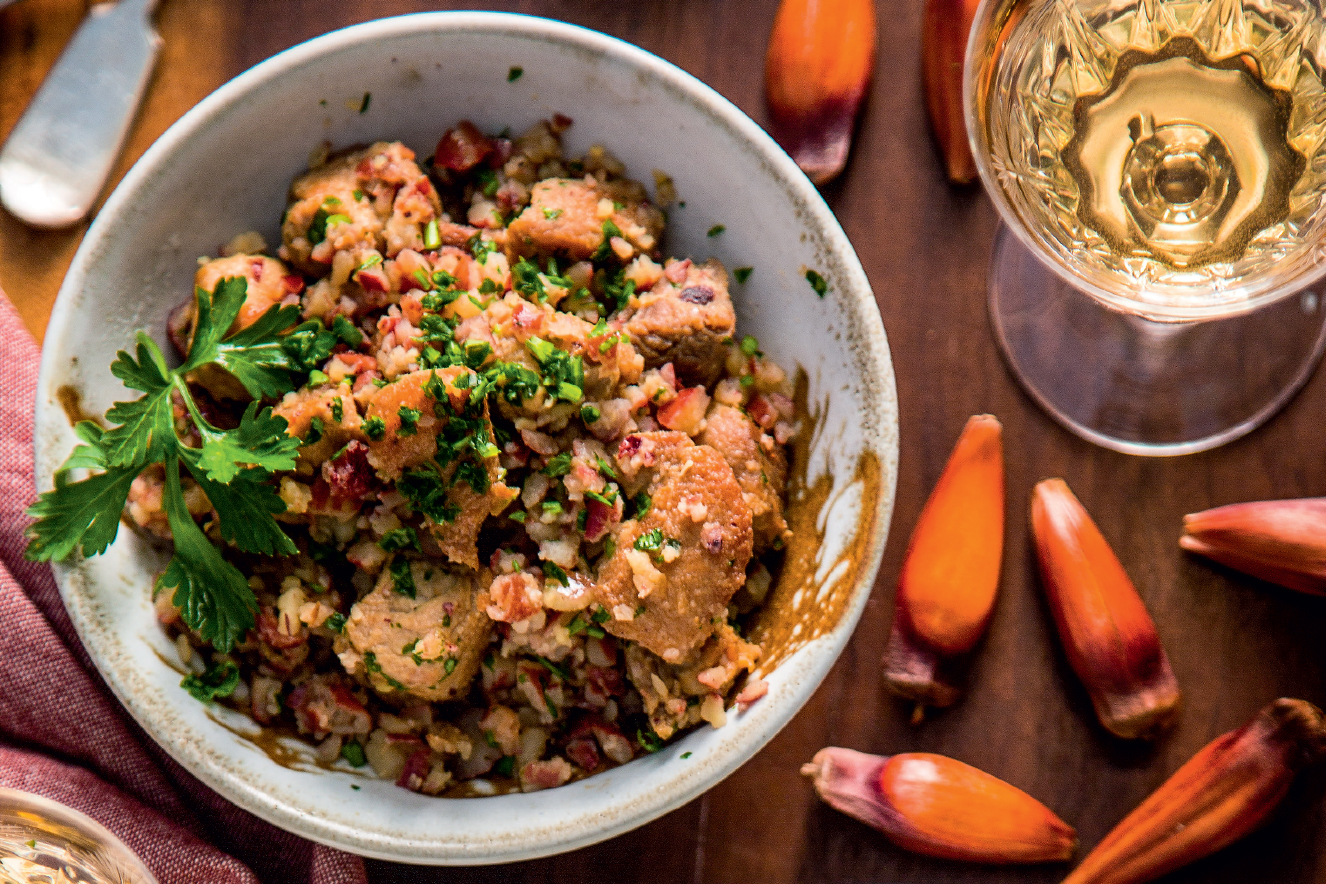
(180, 659), (240, 703)
(25, 276), (307, 653)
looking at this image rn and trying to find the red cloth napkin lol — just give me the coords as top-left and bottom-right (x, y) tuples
(0, 290), (368, 884)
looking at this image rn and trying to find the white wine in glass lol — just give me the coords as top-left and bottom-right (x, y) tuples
(966, 0), (1326, 454)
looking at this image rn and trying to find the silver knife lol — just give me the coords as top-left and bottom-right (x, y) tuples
(0, 0), (160, 228)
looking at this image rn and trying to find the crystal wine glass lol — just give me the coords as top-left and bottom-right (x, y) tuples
(965, 0), (1326, 455)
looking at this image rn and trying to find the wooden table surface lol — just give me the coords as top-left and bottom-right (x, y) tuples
(4, 2), (1325, 882)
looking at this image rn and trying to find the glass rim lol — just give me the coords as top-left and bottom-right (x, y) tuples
(0, 786), (160, 884)
(962, 0), (1326, 323)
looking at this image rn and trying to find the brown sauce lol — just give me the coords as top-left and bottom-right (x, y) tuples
(747, 371), (883, 673)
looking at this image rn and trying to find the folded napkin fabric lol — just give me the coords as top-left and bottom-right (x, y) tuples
(0, 290), (367, 884)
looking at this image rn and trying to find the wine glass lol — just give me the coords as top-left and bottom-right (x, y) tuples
(965, 0), (1326, 455)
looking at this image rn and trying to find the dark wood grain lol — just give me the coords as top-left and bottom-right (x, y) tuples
(3, 1), (1324, 882)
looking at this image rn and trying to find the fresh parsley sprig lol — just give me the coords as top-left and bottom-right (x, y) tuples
(25, 277), (311, 652)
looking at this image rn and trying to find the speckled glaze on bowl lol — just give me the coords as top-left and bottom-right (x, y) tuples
(34, 12), (897, 864)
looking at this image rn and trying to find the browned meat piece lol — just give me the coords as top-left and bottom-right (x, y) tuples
(593, 431), (753, 661)
(624, 259), (736, 386)
(273, 382), (363, 471)
(337, 559), (492, 702)
(699, 403), (790, 552)
(280, 142), (438, 274)
(504, 178), (663, 263)
(361, 369), (516, 569)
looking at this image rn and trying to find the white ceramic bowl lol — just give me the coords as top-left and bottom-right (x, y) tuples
(34, 12), (897, 864)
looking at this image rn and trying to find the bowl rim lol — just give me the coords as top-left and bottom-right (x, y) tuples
(37, 10), (897, 864)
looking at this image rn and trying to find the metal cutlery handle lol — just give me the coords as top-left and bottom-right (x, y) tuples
(0, 0), (160, 228)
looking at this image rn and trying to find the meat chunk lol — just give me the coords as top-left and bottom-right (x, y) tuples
(280, 142), (438, 274)
(273, 382), (361, 471)
(593, 432), (753, 661)
(699, 403), (790, 552)
(624, 259), (736, 386)
(337, 560), (492, 702)
(362, 369), (516, 569)
(504, 177), (664, 263)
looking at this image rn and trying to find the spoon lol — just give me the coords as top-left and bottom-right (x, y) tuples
(0, 0), (160, 228)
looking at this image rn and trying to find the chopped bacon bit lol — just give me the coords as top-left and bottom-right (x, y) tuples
(352, 371), (383, 395)
(323, 440), (376, 506)
(290, 681), (372, 736)
(564, 735), (601, 772)
(735, 678), (769, 708)
(657, 387), (710, 434)
(520, 757), (573, 791)
(434, 120), (493, 172)
(397, 747), (432, 791)
(587, 665), (626, 697)
(338, 352), (377, 372)
(583, 497), (618, 543)
(746, 393), (779, 430)
(663, 259), (692, 284)
(511, 302), (546, 337)
(485, 573), (544, 623)
(282, 274), (306, 294)
(357, 266), (390, 292)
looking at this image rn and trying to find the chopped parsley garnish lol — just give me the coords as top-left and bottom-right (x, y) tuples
(707, 224), (726, 237)
(535, 655), (570, 682)
(594, 455), (618, 480)
(24, 277), (307, 653)
(333, 314), (363, 348)
(634, 528), (666, 552)
(634, 491), (652, 519)
(357, 253), (382, 271)
(507, 66), (524, 82)
(509, 510), (527, 523)
(581, 404), (601, 423)
(541, 500), (564, 515)
(422, 217), (441, 250)
(378, 527), (419, 551)
(543, 207), (563, 220)
(468, 232), (495, 264)
(681, 752), (692, 759)
(389, 556), (417, 598)
(362, 415), (386, 441)
(525, 336), (584, 403)
(637, 729), (664, 753)
(363, 650), (408, 691)
(305, 416), (325, 445)
(543, 452), (572, 477)
(358, 92), (371, 114)
(397, 406), (421, 436)
(734, 266), (753, 284)
(806, 268), (829, 298)
(341, 740), (367, 767)
(493, 755), (516, 777)
(476, 169), (501, 199)
(180, 659), (240, 703)
(740, 335), (762, 357)
(543, 561), (569, 586)
(324, 612), (346, 632)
